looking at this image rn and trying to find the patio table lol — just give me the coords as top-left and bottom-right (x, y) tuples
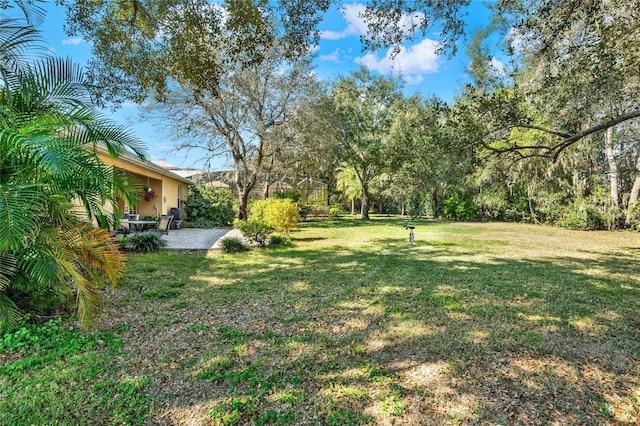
(128, 220), (157, 232)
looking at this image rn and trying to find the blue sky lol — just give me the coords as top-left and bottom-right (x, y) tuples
(35, 0), (496, 170)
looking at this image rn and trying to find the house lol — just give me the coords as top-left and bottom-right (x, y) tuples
(144, 159), (330, 207)
(95, 146), (193, 220)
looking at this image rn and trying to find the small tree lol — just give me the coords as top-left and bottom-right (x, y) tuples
(250, 198), (299, 234)
(184, 184), (235, 227)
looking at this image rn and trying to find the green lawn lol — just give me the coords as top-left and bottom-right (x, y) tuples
(2, 217), (639, 425)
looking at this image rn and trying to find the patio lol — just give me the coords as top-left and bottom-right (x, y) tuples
(160, 227), (241, 250)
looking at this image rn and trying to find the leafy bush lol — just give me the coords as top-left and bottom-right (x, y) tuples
(272, 189), (302, 203)
(475, 189), (510, 220)
(268, 234), (293, 248)
(234, 219), (273, 246)
(557, 204), (605, 230)
(250, 198), (299, 234)
(125, 231), (167, 253)
(184, 184), (235, 227)
(114, 235), (129, 251)
(603, 206), (624, 230)
(405, 192), (431, 218)
(627, 203), (640, 231)
(183, 218), (221, 229)
(221, 237), (249, 253)
(440, 195), (478, 221)
(329, 206), (342, 217)
(298, 204), (309, 220)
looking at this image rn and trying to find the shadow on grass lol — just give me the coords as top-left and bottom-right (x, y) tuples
(290, 236), (327, 242)
(115, 234), (640, 424)
(301, 215), (440, 229)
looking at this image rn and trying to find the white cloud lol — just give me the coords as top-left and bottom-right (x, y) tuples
(355, 38), (440, 84)
(403, 74), (424, 85)
(62, 37), (85, 46)
(507, 26), (540, 55)
(320, 3), (368, 40)
(320, 3), (425, 41)
(489, 57), (506, 77)
(320, 48), (343, 63)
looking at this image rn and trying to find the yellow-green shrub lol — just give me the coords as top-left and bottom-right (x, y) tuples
(250, 198), (299, 234)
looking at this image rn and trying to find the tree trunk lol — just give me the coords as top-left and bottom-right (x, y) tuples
(263, 180), (270, 199)
(628, 152), (640, 207)
(238, 188), (249, 220)
(629, 175), (640, 207)
(351, 198), (355, 215)
(605, 126), (620, 207)
(432, 190), (439, 218)
(527, 185), (541, 224)
(624, 166), (640, 226)
(360, 182), (370, 220)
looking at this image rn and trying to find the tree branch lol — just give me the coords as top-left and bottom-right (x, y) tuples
(483, 109), (640, 160)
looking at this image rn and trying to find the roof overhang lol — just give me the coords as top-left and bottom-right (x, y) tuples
(94, 145), (194, 185)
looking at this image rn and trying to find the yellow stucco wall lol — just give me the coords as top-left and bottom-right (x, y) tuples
(97, 152), (189, 220)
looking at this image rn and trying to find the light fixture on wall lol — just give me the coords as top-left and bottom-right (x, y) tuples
(144, 176), (152, 192)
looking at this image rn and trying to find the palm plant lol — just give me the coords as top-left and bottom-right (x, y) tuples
(0, 2), (147, 331)
(335, 162), (362, 215)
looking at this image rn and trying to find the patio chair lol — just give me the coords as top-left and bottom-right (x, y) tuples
(155, 215), (173, 235)
(113, 218), (131, 235)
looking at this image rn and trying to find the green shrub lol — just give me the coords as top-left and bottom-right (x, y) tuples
(405, 191), (431, 219)
(234, 219), (273, 246)
(268, 234), (293, 248)
(250, 198), (299, 234)
(329, 206), (342, 217)
(184, 184), (235, 227)
(627, 203), (640, 231)
(557, 204), (606, 230)
(272, 189), (301, 203)
(125, 231), (167, 253)
(114, 235), (129, 251)
(221, 237), (249, 253)
(183, 218), (220, 229)
(603, 206), (624, 230)
(298, 204), (309, 220)
(440, 195), (478, 221)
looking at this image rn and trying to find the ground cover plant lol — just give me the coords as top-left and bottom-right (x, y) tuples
(1, 217), (639, 424)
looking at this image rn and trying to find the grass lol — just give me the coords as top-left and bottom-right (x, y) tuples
(1, 216), (639, 424)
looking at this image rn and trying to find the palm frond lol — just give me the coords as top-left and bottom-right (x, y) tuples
(0, 183), (43, 251)
(0, 18), (44, 78)
(0, 293), (22, 333)
(55, 249), (103, 330)
(3, 0), (48, 26)
(29, 56), (90, 109)
(62, 107), (147, 160)
(0, 253), (17, 291)
(54, 224), (125, 328)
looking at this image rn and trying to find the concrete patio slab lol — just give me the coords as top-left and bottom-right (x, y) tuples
(161, 227), (242, 250)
